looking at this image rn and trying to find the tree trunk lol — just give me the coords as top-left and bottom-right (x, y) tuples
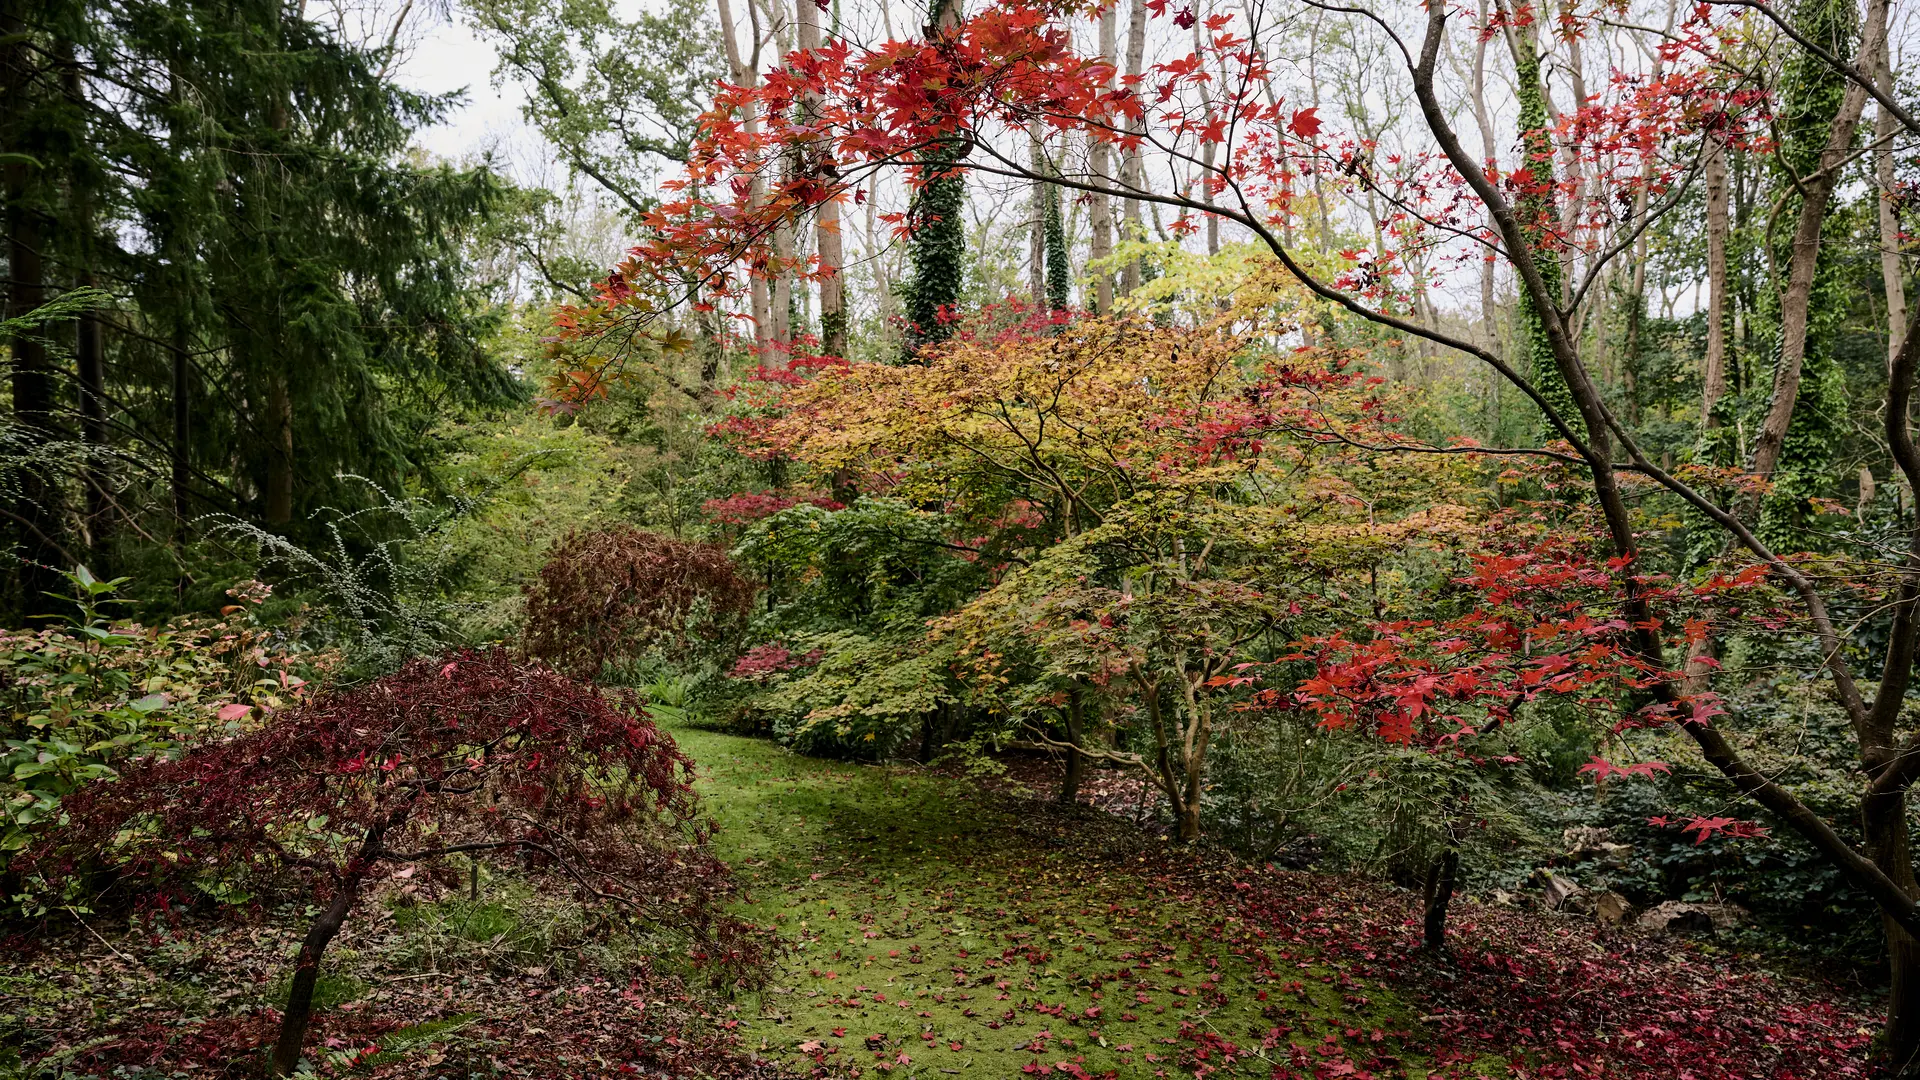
(797, 0), (844, 356)
(1058, 689), (1085, 806)
(271, 826), (386, 1075)
(715, 0), (774, 361)
(1175, 794), (1201, 842)
(62, 45), (111, 553)
(1197, 6), (1217, 258)
(79, 292), (109, 546)
(1028, 123), (1046, 308)
(1702, 133), (1730, 426)
(265, 371), (293, 525)
(1179, 709), (1211, 843)
(1088, 7), (1116, 314)
(1118, 0), (1147, 296)
(2, 14), (66, 607)
(172, 327), (192, 531)
(1750, 7), (1878, 479)
(1620, 25), (1661, 428)
(771, 219), (794, 347)
(1873, 3), (1905, 367)
(1864, 780), (1920, 1070)
(1422, 848), (1460, 951)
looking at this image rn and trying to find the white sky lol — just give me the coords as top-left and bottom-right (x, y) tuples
(388, 11), (543, 180)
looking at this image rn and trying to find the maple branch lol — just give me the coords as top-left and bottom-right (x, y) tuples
(1706, 0), (1920, 137)
(1681, 715), (1920, 939)
(1564, 150), (1708, 317)
(1020, 720), (1149, 771)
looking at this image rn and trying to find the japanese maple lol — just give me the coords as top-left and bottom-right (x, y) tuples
(19, 649), (767, 1075)
(521, 525), (757, 681)
(566, 0), (1920, 1055)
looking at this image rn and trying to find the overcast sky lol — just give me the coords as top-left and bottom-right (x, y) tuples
(388, 11), (542, 179)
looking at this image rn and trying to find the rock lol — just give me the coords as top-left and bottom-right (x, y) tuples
(1489, 889), (1522, 908)
(1562, 825), (1613, 850)
(1564, 827), (1634, 867)
(1543, 873), (1588, 913)
(1593, 842), (1635, 868)
(1638, 900), (1749, 935)
(1593, 891), (1635, 927)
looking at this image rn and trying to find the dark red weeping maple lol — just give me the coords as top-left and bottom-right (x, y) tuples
(522, 525), (758, 682)
(18, 649), (769, 1076)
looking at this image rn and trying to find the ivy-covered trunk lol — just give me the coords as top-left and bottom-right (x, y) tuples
(1499, 6), (1577, 445)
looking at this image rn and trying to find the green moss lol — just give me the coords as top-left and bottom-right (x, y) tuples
(667, 719), (1431, 1076)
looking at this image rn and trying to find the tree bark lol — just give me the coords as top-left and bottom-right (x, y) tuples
(1750, 0), (1880, 479)
(172, 328), (192, 531)
(1088, 7), (1116, 314)
(715, 0), (774, 360)
(1619, 25), (1665, 426)
(61, 44), (111, 552)
(271, 823), (391, 1075)
(1118, 0), (1147, 296)
(1196, 6), (1218, 257)
(796, 0), (844, 356)
(265, 371), (293, 525)
(79, 291), (109, 544)
(1028, 123), (1047, 307)
(2, 14), (66, 606)
(1058, 688), (1085, 806)
(1865, 781), (1920, 1070)
(1873, 5), (1905, 367)
(1422, 848), (1459, 951)
(1702, 132), (1731, 426)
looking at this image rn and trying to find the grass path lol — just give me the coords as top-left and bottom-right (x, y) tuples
(667, 718), (1425, 1079)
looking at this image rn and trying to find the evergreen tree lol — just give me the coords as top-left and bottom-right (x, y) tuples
(0, 0), (521, 616)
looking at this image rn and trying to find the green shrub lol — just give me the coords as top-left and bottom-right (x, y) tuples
(0, 568), (332, 856)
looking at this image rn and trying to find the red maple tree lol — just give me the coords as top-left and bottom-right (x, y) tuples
(19, 649), (768, 1075)
(552, 0), (1920, 1057)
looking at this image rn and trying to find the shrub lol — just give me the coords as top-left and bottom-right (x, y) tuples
(0, 569), (329, 853)
(17, 649), (767, 1075)
(521, 526), (756, 681)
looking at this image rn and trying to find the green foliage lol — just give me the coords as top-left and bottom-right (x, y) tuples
(717, 499), (984, 754)
(204, 479), (487, 677)
(0, 568), (329, 855)
(464, 0), (722, 219)
(760, 630), (958, 758)
(733, 499), (985, 632)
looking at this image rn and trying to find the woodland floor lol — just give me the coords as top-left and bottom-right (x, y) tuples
(677, 719), (1881, 1080)
(0, 715), (1890, 1079)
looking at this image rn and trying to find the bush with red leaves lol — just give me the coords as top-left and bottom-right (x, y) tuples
(18, 649), (769, 1075)
(521, 526), (757, 681)
(703, 490), (844, 527)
